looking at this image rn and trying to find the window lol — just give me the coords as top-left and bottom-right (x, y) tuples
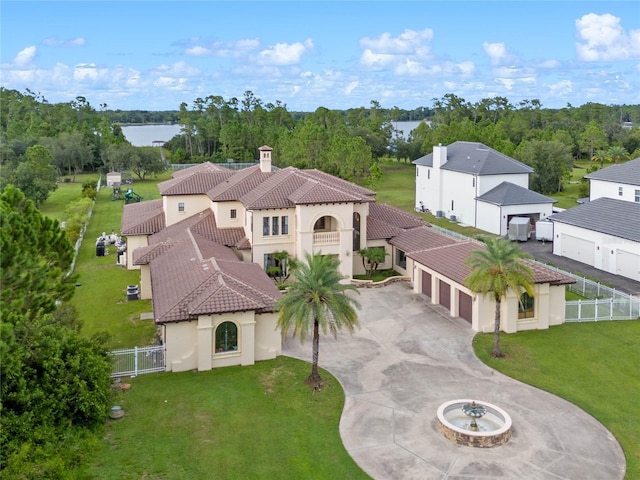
(395, 249), (406, 269)
(619, 187), (623, 196)
(264, 253), (287, 279)
(272, 216), (279, 235)
(635, 190), (640, 203)
(230, 209), (237, 219)
(353, 212), (361, 252)
(518, 293), (535, 319)
(215, 322), (238, 353)
(178, 202), (185, 212)
(282, 216), (289, 234)
(263, 217), (270, 236)
(314, 217), (326, 230)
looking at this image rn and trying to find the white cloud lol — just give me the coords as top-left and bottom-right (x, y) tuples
(42, 37), (85, 47)
(344, 81), (359, 95)
(395, 59), (427, 76)
(547, 80), (573, 96)
(257, 39), (313, 65)
(185, 46), (211, 56)
(73, 63), (100, 81)
(576, 13), (640, 61)
(360, 29), (433, 54)
(14, 46), (37, 67)
(152, 61), (200, 77)
(482, 42), (518, 66)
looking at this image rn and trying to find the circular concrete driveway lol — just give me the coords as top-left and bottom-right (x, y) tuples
(282, 282), (626, 480)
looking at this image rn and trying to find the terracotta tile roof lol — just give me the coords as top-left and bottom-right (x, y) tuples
(238, 167), (374, 210)
(149, 235), (280, 323)
(206, 165), (273, 201)
(366, 216), (403, 240)
(409, 241), (575, 287)
(389, 225), (458, 252)
(171, 162), (230, 178)
(121, 199), (165, 235)
(158, 170), (234, 196)
(300, 169), (376, 197)
(149, 209), (248, 250)
(365, 203), (426, 240)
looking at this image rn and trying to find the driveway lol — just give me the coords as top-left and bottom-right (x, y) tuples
(282, 282), (626, 480)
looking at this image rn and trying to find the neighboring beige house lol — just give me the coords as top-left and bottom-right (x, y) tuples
(121, 146), (574, 372)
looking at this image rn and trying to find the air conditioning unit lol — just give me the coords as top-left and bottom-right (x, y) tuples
(449, 215), (457, 223)
(436, 210), (444, 218)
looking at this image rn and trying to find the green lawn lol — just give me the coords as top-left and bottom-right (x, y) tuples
(474, 322), (640, 480)
(87, 357), (370, 480)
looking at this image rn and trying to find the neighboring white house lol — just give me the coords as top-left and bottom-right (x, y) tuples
(413, 141), (555, 236)
(549, 158), (640, 282)
(120, 146), (574, 372)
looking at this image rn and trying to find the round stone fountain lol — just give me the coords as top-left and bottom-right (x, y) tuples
(437, 399), (512, 447)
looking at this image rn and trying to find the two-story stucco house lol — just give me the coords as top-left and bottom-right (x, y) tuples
(413, 141), (555, 236)
(120, 146), (574, 372)
(549, 158), (640, 282)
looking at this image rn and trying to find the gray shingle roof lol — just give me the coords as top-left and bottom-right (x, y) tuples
(549, 197), (640, 242)
(584, 158), (640, 186)
(477, 181), (556, 206)
(412, 141), (533, 175)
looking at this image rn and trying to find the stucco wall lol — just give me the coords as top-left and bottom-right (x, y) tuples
(164, 311), (281, 373)
(589, 179), (639, 202)
(163, 194), (210, 226)
(211, 201), (245, 229)
(124, 234), (148, 270)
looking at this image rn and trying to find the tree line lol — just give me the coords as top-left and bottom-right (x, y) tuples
(2, 87), (640, 206)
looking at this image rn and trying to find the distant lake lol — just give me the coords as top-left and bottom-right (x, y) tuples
(121, 120), (428, 146)
(121, 124), (182, 147)
(391, 120), (430, 140)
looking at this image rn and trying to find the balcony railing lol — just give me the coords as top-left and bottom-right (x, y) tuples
(313, 231), (339, 245)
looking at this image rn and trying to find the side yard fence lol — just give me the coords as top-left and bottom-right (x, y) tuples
(108, 345), (166, 377)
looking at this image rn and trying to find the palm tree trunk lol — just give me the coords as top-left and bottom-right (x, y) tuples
(306, 318), (323, 388)
(493, 298), (503, 358)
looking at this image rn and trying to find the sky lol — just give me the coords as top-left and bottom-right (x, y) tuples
(1, 1), (639, 112)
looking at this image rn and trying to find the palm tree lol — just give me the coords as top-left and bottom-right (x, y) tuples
(275, 252), (361, 388)
(592, 149), (608, 169)
(607, 145), (629, 165)
(464, 238), (534, 358)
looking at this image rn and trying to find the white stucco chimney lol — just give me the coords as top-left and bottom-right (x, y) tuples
(259, 145), (273, 173)
(433, 143), (447, 169)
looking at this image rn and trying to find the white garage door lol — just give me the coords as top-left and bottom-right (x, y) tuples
(616, 249), (640, 282)
(561, 234), (595, 266)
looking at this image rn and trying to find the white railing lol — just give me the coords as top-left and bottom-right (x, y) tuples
(108, 345), (166, 377)
(313, 231), (340, 245)
(565, 298), (640, 322)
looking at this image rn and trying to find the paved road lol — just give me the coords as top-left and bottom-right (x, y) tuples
(515, 236), (640, 297)
(283, 282), (626, 480)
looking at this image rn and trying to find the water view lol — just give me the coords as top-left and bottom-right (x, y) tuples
(121, 124), (182, 147)
(121, 121), (428, 146)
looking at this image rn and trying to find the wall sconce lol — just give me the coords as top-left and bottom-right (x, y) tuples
(345, 250), (350, 257)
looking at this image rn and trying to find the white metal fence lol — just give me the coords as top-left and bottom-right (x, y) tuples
(566, 298), (639, 322)
(108, 345), (166, 377)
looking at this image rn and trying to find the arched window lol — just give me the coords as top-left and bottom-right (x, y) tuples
(353, 212), (361, 252)
(518, 293), (535, 319)
(215, 321), (238, 353)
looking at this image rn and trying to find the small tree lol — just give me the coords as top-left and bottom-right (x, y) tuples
(266, 250), (293, 285)
(275, 252), (360, 389)
(464, 238), (534, 358)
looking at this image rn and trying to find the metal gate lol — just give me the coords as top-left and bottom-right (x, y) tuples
(108, 345), (166, 377)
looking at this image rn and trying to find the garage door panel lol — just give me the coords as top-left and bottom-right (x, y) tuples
(561, 234), (595, 265)
(439, 280), (450, 309)
(459, 292), (472, 323)
(422, 270), (432, 297)
(616, 250), (640, 282)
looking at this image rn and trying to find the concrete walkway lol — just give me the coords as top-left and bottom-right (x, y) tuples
(282, 282), (626, 480)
